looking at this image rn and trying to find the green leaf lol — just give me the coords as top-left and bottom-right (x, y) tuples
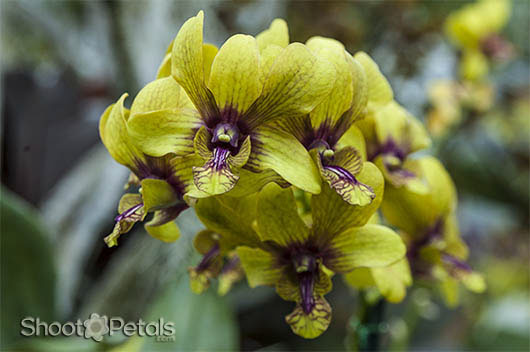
(1, 188), (56, 349)
(141, 278), (239, 351)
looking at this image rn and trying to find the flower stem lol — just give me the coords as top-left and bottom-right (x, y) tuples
(351, 292), (386, 351)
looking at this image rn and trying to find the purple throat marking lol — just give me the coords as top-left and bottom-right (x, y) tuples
(292, 254), (319, 315)
(299, 271), (316, 314)
(114, 203), (143, 222)
(212, 148), (231, 171)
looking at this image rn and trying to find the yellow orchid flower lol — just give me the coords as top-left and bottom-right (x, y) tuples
(128, 12), (336, 196)
(99, 81), (202, 247)
(381, 156), (485, 306)
(188, 194), (261, 295)
(273, 37), (385, 206)
(352, 53), (431, 193)
(344, 214), (412, 303)
(234, 182), (405, 339)
(427, 79), (494, 137)
(445, 0), (512, 80)
(360, 101), (432, 193)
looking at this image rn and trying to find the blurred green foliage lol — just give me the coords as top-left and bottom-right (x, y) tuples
(1, 188), (56, 349)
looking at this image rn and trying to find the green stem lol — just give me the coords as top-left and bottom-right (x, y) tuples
(354, 292), (386, 352)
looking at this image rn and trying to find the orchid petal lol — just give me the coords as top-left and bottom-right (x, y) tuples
(171, 11), (219, 122)
(127, 78), (202, 157)
(237, 246), (283, 287)
(256, 19), (289, 51)
(324, 224), (406, 273)
(207, 34), (260, 115)
(256, 183), (309, 247)
(99, 94), (146, 172)
(247, 125), (321, 194)
(311, 162), (384, 240)
(244, 43), (336, 129)
(194, 195), (260, 250)
(353, 51), (393, 106)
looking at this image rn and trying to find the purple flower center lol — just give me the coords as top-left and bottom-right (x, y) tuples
(369, 138), (407, 162)
(308, 139), (331, 152)
(211, 123), (240, 148)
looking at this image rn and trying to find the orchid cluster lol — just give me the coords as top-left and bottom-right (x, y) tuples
(99, 12), (484, 339)
(428, 0), (512, 137)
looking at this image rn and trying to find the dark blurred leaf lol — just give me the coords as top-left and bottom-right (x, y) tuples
(0, 187), (56, 348)
(140, 278), (239, 351)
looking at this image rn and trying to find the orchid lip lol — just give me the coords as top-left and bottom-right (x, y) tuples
(299, 271), (316, 314)
(292, 254), (318, 314)
(324, 165), (356, 183)
(196, 243), (221, 272)
(442, 254), (472, 272)
(114, 203), (143, 222)
(212, 148), (231, 171)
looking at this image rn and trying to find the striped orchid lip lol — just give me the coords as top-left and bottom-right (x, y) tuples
(291, 253), (319, 314)
(114, 203), (143, 222)
(299, 271), (316, 314)
(275, 244), (330, 315)
(196, 243), (221, 272)
(324, 165), (356, 183)
(211, 148), (231, 172)
(442, 254), (472, 273)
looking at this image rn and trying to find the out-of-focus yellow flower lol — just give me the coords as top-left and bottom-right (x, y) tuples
(427, 79), (494, 137)
(381, 157), (486, 307)
(446, 0), (511, 50)
(445, 0), (512, 81)
(427, 80), (463, 137)
(481, 95), (530, 146)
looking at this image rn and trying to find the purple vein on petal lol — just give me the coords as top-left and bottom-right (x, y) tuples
(324, 165), (356, 183)
(114, 203), (143, 222)
(212, 147), (231, 171)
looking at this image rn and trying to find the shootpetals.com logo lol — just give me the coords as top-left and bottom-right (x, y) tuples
(20, 313), (175, 342)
